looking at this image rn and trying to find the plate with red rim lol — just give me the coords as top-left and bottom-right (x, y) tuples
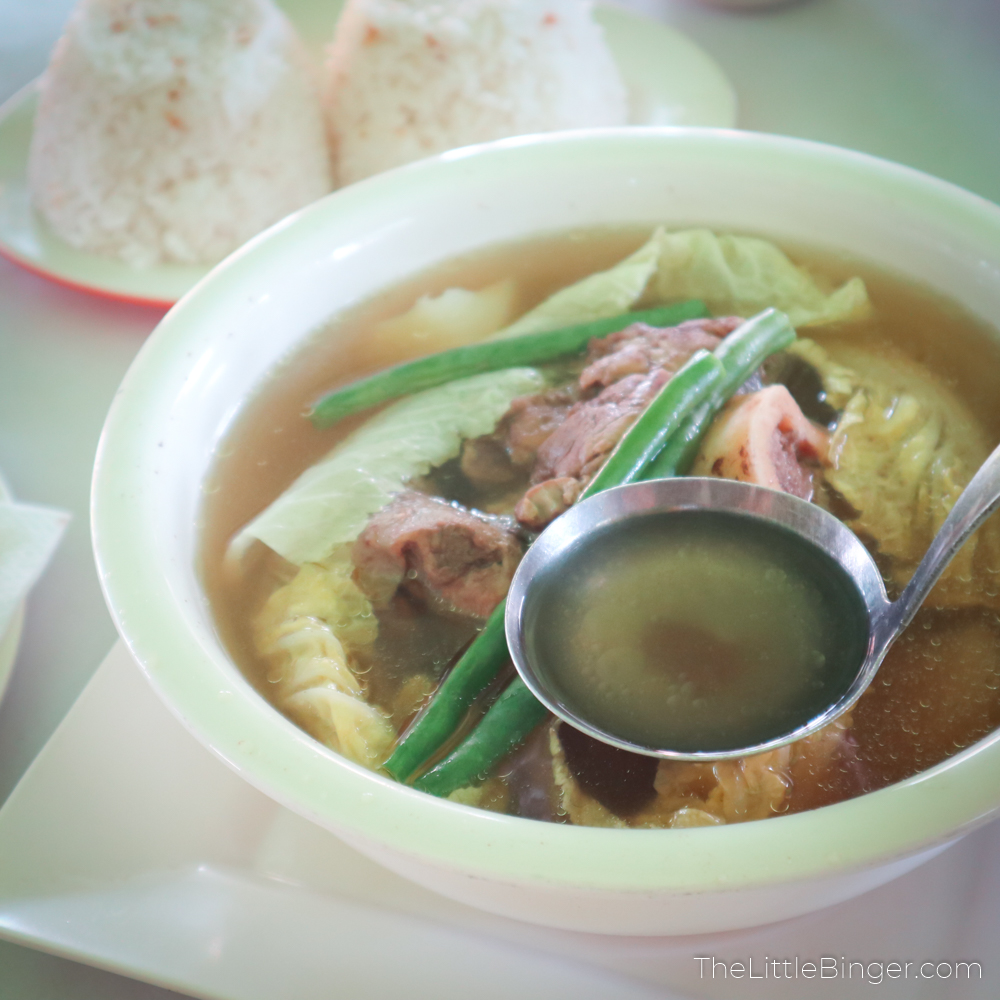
(0, 5), (735, 308)
(0, 82), (206, 309)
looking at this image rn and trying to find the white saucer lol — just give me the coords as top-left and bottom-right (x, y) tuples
(0, 475), (26, 706)
(0, 642), (997, 999)
(0, 5), (735, 308)
(0, 604), (24, 708)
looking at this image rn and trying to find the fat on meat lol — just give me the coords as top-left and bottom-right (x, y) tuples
(691, 384), (830, 500)
(514, 476), (583, 531)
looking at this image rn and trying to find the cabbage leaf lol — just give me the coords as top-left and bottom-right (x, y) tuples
(816, 341), (1000, 607)
(647, 230), (871, 328)
(253, 550), (395, 768)
(366, 279), (517, 366)
(494, 228), (870, 338)
(231, 367), (545, 565)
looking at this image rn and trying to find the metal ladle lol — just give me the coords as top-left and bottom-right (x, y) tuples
(505, 442), (1000, 760)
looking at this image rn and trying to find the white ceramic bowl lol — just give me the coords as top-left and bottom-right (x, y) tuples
(92, 129), (1000, 936)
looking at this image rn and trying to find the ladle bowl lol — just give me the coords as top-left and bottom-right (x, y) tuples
(506, 439), (1000, 759)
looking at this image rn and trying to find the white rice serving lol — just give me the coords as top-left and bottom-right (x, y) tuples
(28, 0), (333, 267)
(325, 0), (628, 186)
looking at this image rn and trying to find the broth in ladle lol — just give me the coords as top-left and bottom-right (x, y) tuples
(524, 509), (869, 753)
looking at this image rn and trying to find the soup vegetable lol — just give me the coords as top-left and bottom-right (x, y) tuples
(203, 228), (1000, 828)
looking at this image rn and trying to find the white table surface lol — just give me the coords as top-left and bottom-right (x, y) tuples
(0, 0), (998, 996)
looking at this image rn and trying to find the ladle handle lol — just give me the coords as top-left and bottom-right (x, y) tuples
(886, 440), (1000, 641)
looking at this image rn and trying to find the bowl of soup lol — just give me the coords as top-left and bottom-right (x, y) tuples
(92, 128), (1000, 935)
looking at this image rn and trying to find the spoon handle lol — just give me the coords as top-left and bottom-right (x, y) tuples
(884, 440), (1000, 642)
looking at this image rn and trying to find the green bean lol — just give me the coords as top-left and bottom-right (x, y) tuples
(643, 400), (712, 478)
(382, 607), (507, 782)
(385, 349), (725, 784)
(310, 301), (709, 428)
(644, 308), (796, 478)
(713, 307), (795, 378)
(413, 678), (549, 797)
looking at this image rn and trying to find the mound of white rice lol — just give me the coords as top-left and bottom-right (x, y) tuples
(325, 0), (628, 186)
(29, 0), (333, 267)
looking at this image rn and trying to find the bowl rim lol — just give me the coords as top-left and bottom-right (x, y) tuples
(92, 126), (1000, 894)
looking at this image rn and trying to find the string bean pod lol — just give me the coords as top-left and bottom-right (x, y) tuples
(310, 301), (708, 428)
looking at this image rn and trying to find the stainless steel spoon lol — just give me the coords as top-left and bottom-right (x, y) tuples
(505, 442), (1000, 760)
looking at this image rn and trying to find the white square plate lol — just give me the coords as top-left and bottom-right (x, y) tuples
(1, 643), (998, 999)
